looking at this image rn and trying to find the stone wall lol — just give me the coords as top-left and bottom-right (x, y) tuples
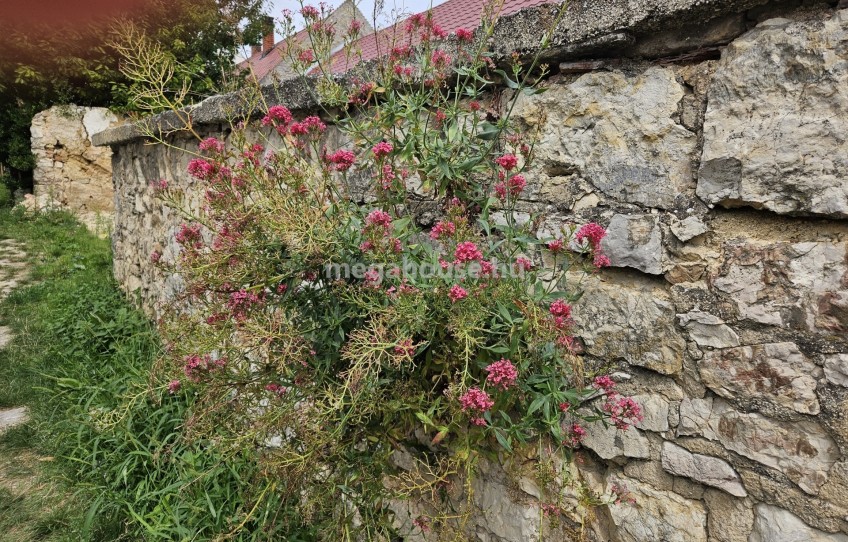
(31, 105), (121, 232)
(94, 1), (848, 540)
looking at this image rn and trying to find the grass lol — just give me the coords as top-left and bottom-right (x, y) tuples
(0, 208), (156, 540)
(0, 208), (317, 541)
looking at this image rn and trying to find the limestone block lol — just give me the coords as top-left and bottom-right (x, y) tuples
(698, 11), (848, 217)
(513, 67), (697, 209)
(678, 397), (838, 494)
(572, 274), (686, 375)
(749, 504), (848, 542)
(713, 241), (847, 332)
(606, 475), (707, 542)
(583, 422), (650, 460)
(703, 489), (753, 542)
(677, 310), (740, 349)
(824, 354), (848, 387)
(661, 441), (746, 497)
(670, 216), (708, 242)
(601, 213), (663, 275)
(699, 342), (821, 415)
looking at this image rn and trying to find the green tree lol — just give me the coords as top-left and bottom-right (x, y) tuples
(0, 0), (268, 194)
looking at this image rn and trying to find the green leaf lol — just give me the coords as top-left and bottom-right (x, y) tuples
(527, 395), (547, 416)
(494, 69), (520, 90)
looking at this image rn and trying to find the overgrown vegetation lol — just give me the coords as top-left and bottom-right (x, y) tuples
(0, 209), (291, 540)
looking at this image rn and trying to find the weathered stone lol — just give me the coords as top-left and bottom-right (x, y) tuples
(572, 274), (686, 375)
(661, 441), (747, 497)
(677, 310), (740, 348)
(703, 489), (753, 542)
(699, 342), (821, 415)
(713, 240), (848, 332)
(31, 105), (122, 232)
(513, 67), (697, 209)
(670, 215), (709, 242)
(0, 407), (29, 432)
(749, 504), (848, 542)
(632, 394), (670, 433)
(601, 214), (663, 275)
(471, 462), (539, 541)
(698, 11), (848, 217)
(583, 423), (650, 461)
(606, 475), (707, 542)
(678, 397), (839, 494)
(824, 354), (848, 387)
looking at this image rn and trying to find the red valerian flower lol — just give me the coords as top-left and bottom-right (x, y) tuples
(167, 379), (181, 394)
(454, 241), (483, 263)
(459, 387), (494, 412)
(603, 396), (643, 430)
(549, 299), (572, 318)
(448, 284), (468, 302)
(261, 105), (293, 127)
(484, 358), (518, 390)
(564, 423), (587, 447)
(547, 239), (564, 253)
(575, 222), (606, 249)
(327, 149), (355, 171)
(365, 209), (392, 230)
(430, 220), (456, 240)
(455, 28), (473, 42)
(199, 137), (225, 154)
(372, 141), (393, 159)
(297, 49), (315, 63)
(495, 153), (519, 171)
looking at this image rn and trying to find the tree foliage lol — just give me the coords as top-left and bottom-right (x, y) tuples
(0, 0), (268, 193)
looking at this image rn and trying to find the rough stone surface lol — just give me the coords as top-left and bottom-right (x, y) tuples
(698, 11), (848, 217)
(703, 489), (753, 542)
(750, 504), (848, 542)
(699, 342), (821, 415)
(671, 216), (708, 242)
(824, 354), (848, 387)
(601, 214), (663, 274)
(513, 67), (696, 210)
(0, 407), (29, 432)
(712, 240), (848, 333)
(677, 310), (740, 348)
(572, 274), (686, 375)
(31, 105), (122, 232)
(583, 423), (651, 461)
(661, 441), (747, 497)
(679, 397), (839, 494)
(606, 475), (707, 542)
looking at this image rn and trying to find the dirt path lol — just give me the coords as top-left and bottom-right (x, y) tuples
(0, 238), (30, 431)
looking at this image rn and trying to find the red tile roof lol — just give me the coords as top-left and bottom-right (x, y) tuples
(326, 0), (555, 74)
(240, 0), (555, 81)
(238, 27), (309, 82)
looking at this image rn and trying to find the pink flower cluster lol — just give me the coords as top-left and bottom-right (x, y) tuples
(494, 174), (526, 200)
(167, 379), (181, 394)
(575, 222), (611, 269)
(199, 137), (225, 154)
(175, 223), (203, 248)
(564, 423), (587, 447)
(547, 239), (564, 253)
(430, 220), (456, 240)
(484, 358), (518, 390)
(455, 28), (473, 42)
(188, 158), (216, 180)
(454, 241), (482, 263)
(495, 153), (518, 171)
(328, 149), (355, 171)
(261, 105), (293, 128)
(227, 289), (262, 321)
(459, 387), (494, 425)
(365, 209), (392, 230)
(549, 299), (572, 319)
(431, 49), (451, 68)
(603, 396), (643, 430)
(184, 354), (226, 382)
(265, 383), (288, 396)
(289, 116), (326, 137)
(448, 284), (468, 302)
(372, 141), (393, 159)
